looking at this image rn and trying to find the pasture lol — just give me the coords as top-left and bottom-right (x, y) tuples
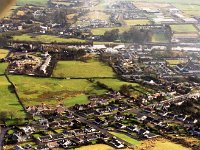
(0, 63), (8, 74)
(0, 76), (25, 119)
(12, 34), (86, 43)
(52, 60), (115, 78)
(91, 27), (129, 35)
(0, 49), (9, 59)
(125, 19), (151, 26)
(170, 24), (198, 33)
(17, 0), (48, 6)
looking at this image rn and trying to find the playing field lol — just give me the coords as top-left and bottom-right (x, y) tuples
(0, 76), (25, 119)
(8, 75), (105, 107)
(12, 34), (86, 43)
(0, 49), (9, 59)
(52, 60), (115, 78)
(170, 24), (198, 33)
(125, 19), (151, 26)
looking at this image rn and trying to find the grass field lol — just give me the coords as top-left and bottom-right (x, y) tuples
(91, 27), (129, 35)
(152, 141), (191, 150)
(151, 33), (169, 43)
(170, 24), (197, 33)
(0, 49), (9, 59)
(166, 59), (186, 65)
(76, 144), (114, 150)
(0, 63), (8, 74)
(124, 19), (151, 26)
(12, 34), (86, 43)
(81, 11), (109, 21)
(17, 0), (48, 6)
(9, 75), (105, 107)
(0, 76), (25, 119)
(96, 79), (139, 91)
(110, 132), (140, 146)
(52, 60), (115, 78)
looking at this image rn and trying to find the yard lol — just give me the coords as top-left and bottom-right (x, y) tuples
(0, 49), (9, 59)
(170, 24), (198, 33)
(0, 76), (25, 119)
(52, 60), (115, 78)
(8, 75), (105, 107)
(124, 19), (151, 26)
(110, 132), (140, 146)
(12, 34), (87, 43)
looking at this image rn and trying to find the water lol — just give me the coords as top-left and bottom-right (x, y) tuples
(0, 0), (16, 17)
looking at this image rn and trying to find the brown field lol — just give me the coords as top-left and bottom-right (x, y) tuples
(135, 138), (191, 150)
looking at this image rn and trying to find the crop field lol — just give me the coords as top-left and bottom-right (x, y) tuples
(0, 76), (25, 119)
(170, 24), (198, 33)
(125, 19), (151, 26)
(52, 60), (115, 78)
(0, 49), (9, 59)
(12, 34), (87, 43)
(91, 27), (129, 35)
(8, 75), (107, 107)
(151, 33), (169, 43)
(0, 63), (8, 74)
(17, 0), (48, 6)
(110, 132), (140, 146)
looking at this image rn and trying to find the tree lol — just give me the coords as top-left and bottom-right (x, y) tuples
(103, 29), (119, 42)
(119, 84), (131, 97)
(53, 9), (67, 26)
(0, 111), (8, 123)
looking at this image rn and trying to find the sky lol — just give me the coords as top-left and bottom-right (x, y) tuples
(0, 0), (16, 18)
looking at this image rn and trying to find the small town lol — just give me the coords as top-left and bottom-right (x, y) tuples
(0, 0), (199, 150)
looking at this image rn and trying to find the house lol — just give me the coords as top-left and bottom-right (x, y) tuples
(110, 138), (125, 149)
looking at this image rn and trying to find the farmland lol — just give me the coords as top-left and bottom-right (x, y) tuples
(170, 24), (198, 33)
(8, 75), (105, 107)
(124, 19), (151, 26)
(52, 60), (115, 78)
(0, 49), (9, 59)
(0, 63), (8, 74)
(12, 34), (87, 43)
(17, 0), (48, 6)
(0, 76), (25, 119)
(151, 33), (169, 43)
(91, 27), (129, 35)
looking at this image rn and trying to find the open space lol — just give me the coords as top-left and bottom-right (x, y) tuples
(8, 75), (105, 107)
(91, 27), (129, 35)
(0, 76), (25, 119)
(124, 19), (151, 26)
(170, 24), (198, 33)
(151, 33), (169, 43)
(17, 0), (48, 6)
(0, 63), (8, 74)
(0, 49), (9, 59)
(52, 59), (115, 78)
(76, 144), (115, 150)
(12, 34), (87, 43)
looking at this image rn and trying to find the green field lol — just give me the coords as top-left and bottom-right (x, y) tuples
(151, 33), (169, 43)
(96, 79), (139, 91)
(170, 24), (197, 33)
(0, 49), (9, 59)
(0, 76), (25, 119)
(13, 34), (87, 43)
(17, 0), (48, 6)
(64, 94), (89, 107)
(9, 75), (105, 106)
(91, 27), (129, 35)
(110, 132), (140, 146)
(166, 59), (187, 65)
(124, 19), (151, 26)
(0, 63), (8, 74)
(53, 60), (115, 78)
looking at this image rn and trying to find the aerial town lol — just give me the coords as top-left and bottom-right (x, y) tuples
(0, 0), (199, 150)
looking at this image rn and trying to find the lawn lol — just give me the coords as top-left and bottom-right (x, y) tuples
(17, 0), (48, 6)
(52, 60), (115, 78)
(12, 34), (87, 43)
(96, 79), (139, 91)
(170, 24), (198, 33)
(0, 49), (9, 59)
(151, 33), (169, 43)
(8, 75), (105, 107)
(110, 132), (140, 146)
(166, 59), (187, 65)
(0, 63), (8, 74)
(0, 76), (25, 119)
(91, 27), (129, 35)
(124, 19), (151, 26)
